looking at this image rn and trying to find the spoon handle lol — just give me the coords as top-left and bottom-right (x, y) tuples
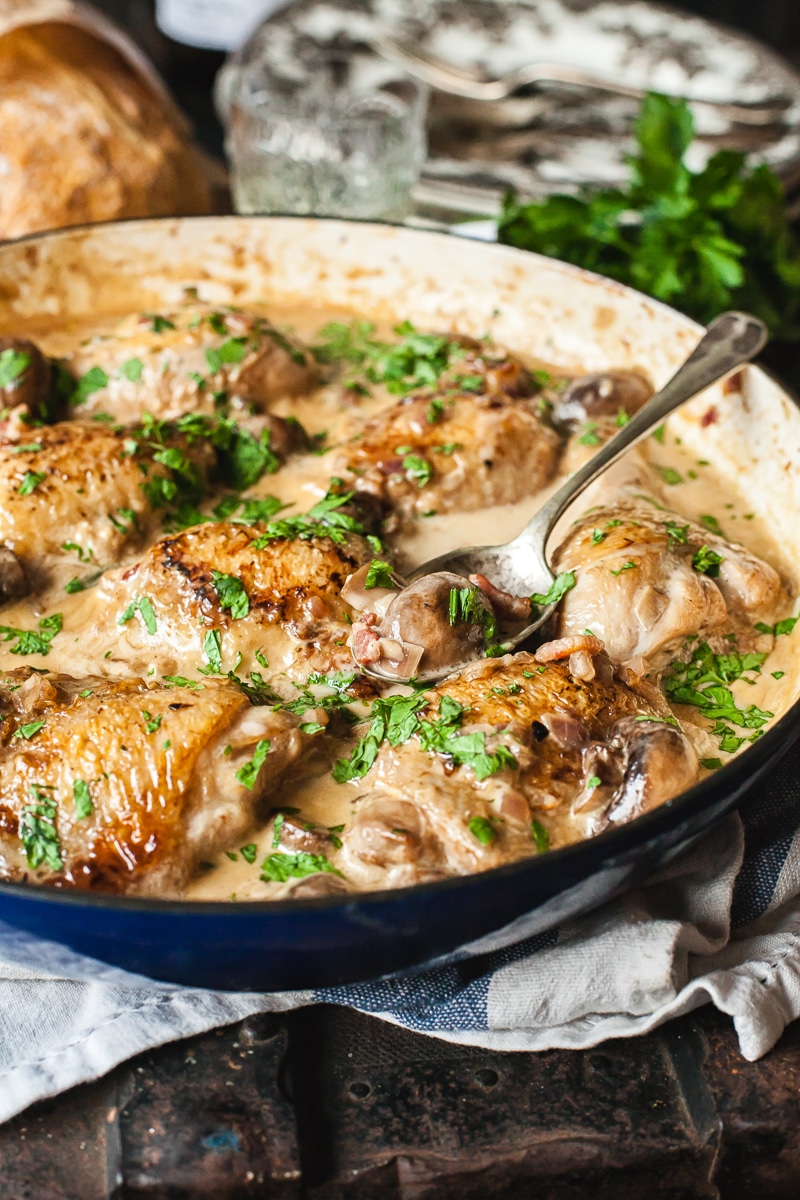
(514, 311), (767, 555)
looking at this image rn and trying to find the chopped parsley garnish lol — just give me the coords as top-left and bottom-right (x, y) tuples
(205, 337), (249, 373)
(271, 812), (285, 847)
(11, 443), (43, 454)
(64, 578), (85, 594)
(427, 398), (444, 423)
(73, 366), (109, 405)
(433, 442), (464, 455)
(531, 819), (550, 853)
(20, 786), (62, 870)
(577, 421), (600, 446)
(700, 758), (724, 771)
(118, 596), (157, 636)
(238, 496), (285, 523)
(0, 347), (31, 388)
(0, 612), (62, 656)
(211, 571), (250, 619)
(448, 587), (497, 641)
(364, 560), (395, 590)
(299, 721), (325, 735)
(202, 629), (223, 674)
(652, 424), (666, 444)
(73, 779), (93, 820)
(530, 572), (576, 608)
(259, 851), (344, 883)
(332, 692), (429, 783)
(240, 843), (258, 863)
(663, 520), (689, 546)
(469, 816), (496, 845)
(142, 710), (162, 734)
(755, 617), (798, 638)
(119, 358), (144, 382)
(17, 470), (46, 496)
(610, 561), (637, 576)
(147, 314), (176, 333)
(656, 465), (683, 486)
(402, 453), (433, 488)
(312, 319), (461, 395)
(278, 671), (358, 718)
(692, 545), (724, 577)
(333, 692), (518, 785)
(663, 641), (773, 753)
(772, 671), (786, 680)
(109, 507), (138, 535)
(587, 775), (601, 790)
(251, 481), (369, 547)
(13, 720), (45, 740)
(235, 738), (271, 790)
(700, 514), (724, 537)
(591, 529), (606, 545)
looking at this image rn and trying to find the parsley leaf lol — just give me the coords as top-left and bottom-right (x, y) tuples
(530, 819), (550, 853)
(235, 738), (271, 789)
(119, 358), (144, 382)
(13, 720), (45, 740)
(73, 366), (108, 405)
(692, 545), (724, 577)
(0, 613), (62, 656)
(141, 710), (162, 734)
(259, 851), (343, 883)
(448, 587), (497, 641)
(0, 347), (31, 388)
(211, 571), (250, 619)
(364, 559), (395, 590)
(20, 786), (63, 870)
(530, 571), (576, 608)
(73, 779), (93, 820)
(402, 453), (433, 488)
(202, 629), (223, 674)
(469, 816), (496, 845)
(18, 470), (46, 496)
(117, 596), (157, 635)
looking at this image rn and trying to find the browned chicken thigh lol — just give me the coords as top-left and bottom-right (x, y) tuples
(325, 650), (698, 893)
(93, 520), (374, 688)
(0, 419), (216, 582)
(333, 341), (560, 518)
(0, 669), (316, 895)
(554, 486), (783, 664)
(60, 305), (316, 424)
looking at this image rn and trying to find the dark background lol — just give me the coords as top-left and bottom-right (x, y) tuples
(94, 0), (800, 158)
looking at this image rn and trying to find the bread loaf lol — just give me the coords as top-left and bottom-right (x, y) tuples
(0, 2), (215, 239)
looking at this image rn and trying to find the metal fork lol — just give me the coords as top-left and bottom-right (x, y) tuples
(372, 36), (793, 127)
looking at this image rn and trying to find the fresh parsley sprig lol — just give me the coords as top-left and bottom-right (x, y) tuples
(499, 92), (800, 342)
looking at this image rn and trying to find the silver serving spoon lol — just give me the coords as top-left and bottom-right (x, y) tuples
(372, 36), (792, 127)
(362, 311), (767, 685)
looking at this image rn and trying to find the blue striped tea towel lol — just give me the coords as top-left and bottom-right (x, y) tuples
(1, 741), (799, 1124)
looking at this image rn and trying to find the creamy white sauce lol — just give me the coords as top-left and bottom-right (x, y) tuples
(5, 305), (799, 900)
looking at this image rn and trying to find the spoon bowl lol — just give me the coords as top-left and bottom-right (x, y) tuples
(361, 311), (767, 685)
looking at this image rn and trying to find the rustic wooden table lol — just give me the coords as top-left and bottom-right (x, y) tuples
(1, 1002), (797, 1198)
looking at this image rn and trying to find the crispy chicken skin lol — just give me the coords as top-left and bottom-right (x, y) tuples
(0, 420), (216, 578)
(335, 387), (560, 518)
(95, 522), (374, 686)
(554, 496), (783, 664)
(61, 305), (316, 424)
(0, 669), (313, 895)
(334, 651), (698, 891)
